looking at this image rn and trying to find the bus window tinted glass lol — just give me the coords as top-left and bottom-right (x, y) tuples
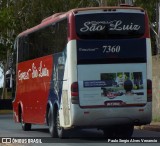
(18, 18), (68, 63)
(75, 13), (145, 39)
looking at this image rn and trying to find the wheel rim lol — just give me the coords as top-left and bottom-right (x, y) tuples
(57, 111), (61, 131)
(48, 110), (53, 133)
(21, 113), (24, 127)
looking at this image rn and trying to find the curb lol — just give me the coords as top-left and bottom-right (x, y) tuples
(135, 124), (160, 132)
(142, 125), (160, 132)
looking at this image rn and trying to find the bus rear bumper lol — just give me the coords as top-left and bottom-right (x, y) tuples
(70, 102), (152, 128)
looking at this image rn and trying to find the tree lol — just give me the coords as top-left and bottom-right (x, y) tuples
(134, 0), (158, 22)
(134, 0), (159, 55)
(0, 0), (15, 98)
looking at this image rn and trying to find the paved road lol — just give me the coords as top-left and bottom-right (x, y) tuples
(0, 114), (160, 146)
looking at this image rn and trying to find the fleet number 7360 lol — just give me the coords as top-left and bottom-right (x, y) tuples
(103, 45), (121, 53)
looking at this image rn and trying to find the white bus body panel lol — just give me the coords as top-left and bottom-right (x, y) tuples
(70, 103), (152, 126)
(78, 63), (147, 107)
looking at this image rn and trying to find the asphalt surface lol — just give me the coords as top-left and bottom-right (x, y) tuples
(0, 113), (160, 146)
(1, 110), (160, 132)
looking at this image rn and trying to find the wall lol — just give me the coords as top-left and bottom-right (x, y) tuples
(152, 55), (160, 121)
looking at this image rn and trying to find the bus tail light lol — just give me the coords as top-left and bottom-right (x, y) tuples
(71, 82), (79, 104)
(147, 79), (152, 102)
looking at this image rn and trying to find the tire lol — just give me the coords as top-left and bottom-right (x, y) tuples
(21, 112), (31, 131)
(103, 125), (134, 138)
(48, 108), (58, 138)
(56, 110), (66, 138)
(116, 125), (134, 138)
(103, 127), (116, 138)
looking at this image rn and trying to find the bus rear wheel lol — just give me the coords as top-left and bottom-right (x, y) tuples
(56, 110), (66, 138)
(103, 125), (134, 138)
(48, 108), (58, 138)
(20, 113), (31, 131)
(103, 127), (115, 138)
(116, 125), (134, 138)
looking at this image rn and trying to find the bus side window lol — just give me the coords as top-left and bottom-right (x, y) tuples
(28, 33), (38, 60)
(54, 18), (68, 53)
(18, 37), (24, 62)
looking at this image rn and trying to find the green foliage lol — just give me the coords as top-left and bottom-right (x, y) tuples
(106, 0), (123, 6)
(134, 0), (157, 22)
(0, 0), (15, 67)
(134, 0), (159, 56)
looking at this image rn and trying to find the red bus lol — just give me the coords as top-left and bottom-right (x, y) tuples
(12, 6), (152, 138)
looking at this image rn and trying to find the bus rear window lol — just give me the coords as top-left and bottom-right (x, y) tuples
(75, 12), (145, 39)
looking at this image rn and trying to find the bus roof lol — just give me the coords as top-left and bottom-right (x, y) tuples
(18, 6), (145, 37)
(70, 6), (144, 14)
